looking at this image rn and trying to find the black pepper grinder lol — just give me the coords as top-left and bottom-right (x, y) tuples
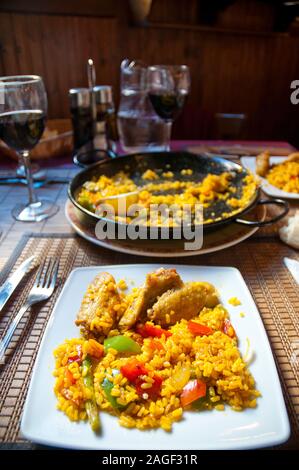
(94, 85), (118, 152)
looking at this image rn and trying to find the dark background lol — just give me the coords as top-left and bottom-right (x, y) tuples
(0, 0), (299, 145)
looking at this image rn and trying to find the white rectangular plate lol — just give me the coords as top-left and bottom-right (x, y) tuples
(21, 264), (290, 450)
(241, 156), (299, 200)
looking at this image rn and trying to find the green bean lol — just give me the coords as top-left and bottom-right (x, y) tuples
(82, 357), (100, 432)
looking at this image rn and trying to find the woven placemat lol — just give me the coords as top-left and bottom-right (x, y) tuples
(0, 233), (298, 449)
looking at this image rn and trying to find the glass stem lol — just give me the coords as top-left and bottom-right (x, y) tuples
(17, 154), (23, 171)
(20, 150), (38, 205)
(165, 121), (172, 151)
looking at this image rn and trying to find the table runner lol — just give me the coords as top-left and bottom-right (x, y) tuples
(0, 233), (298, 449)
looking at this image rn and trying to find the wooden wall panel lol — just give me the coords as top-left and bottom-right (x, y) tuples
(122, 25), (299, 142)
(216, 0), (275, 31)
(0, 13), (119, 118)
(0, 7), (298, 144)
(0, 0), (117, 17)
(149, 0), (199, 25)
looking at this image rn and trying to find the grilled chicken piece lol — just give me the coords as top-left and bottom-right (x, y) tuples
(287, 152), (299, 163)
(147, 281), (219, 326)
(256, 151), (270, 177)
(118, 268), (183, 331)
(75, 272), (122, 337)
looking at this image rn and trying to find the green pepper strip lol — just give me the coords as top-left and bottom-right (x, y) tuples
(104, 335), (141, 355)
(101, 379), (127, 410)
(82, 356), (100, 432)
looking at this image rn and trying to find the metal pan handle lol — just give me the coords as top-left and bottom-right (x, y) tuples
(235, 198), (289, 227)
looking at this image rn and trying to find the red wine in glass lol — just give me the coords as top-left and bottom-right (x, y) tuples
(146, 65), (190, 149)
(148, 91), (188, 121)
(0, 74), (58, 222)
(0, 109), (46, 151)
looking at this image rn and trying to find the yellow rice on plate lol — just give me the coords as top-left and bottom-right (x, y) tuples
(53, 272), (259, 432)
(266, 160), (299, 193)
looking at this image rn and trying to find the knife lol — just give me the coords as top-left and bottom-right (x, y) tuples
(283, 257), (299, 285)
(0, 256), (35, 314)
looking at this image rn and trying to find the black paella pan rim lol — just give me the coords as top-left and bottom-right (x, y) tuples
(68, 151), (289, 234)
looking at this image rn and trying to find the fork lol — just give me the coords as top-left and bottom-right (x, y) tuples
(0, 258), (59, 363)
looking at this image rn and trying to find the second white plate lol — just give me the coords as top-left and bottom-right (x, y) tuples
(241, 156), (299, 200)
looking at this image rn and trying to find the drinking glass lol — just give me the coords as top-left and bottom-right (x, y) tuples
(16, 156), (41, 178)
(147, 65), (191, 148)
(0, 75), (59, 222)
(117, 59), (170, 153)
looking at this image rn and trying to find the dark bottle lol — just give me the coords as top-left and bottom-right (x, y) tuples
(69, 88), (93, 151)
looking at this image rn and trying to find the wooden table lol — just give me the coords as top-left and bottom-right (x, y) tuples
(0, 141), (298, 450)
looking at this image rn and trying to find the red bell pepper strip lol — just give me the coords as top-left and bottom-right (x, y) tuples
(188, 321), (213, 336)
(180, 379), (207, 407)
(136, 323), (172, 338)
(67, 345), (83, 364)
(135, 375), (163, 400)
(65, 368), (76, 385)
(120, 359), (148, 382)
(222, 319), (236, 338)
(121, 358), (163, 399)
(148, 338), (165, 352)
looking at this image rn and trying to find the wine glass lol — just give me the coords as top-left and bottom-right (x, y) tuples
(16, 155), (42, 178)
(0, 75), (59, 222)
(147, 65), (190, 148)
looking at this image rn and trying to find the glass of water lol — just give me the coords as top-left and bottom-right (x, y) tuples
(117, 59), (171, 154)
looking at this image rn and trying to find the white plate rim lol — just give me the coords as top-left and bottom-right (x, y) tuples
(21, 264), (290, 450)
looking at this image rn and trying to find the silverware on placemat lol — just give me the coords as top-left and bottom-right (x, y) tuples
(284, 257), (299, 285)
(0, 258), (59, 363)
(0, 256), (35, 315)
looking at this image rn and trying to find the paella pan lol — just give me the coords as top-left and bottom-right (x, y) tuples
(68, 151), (288, 238)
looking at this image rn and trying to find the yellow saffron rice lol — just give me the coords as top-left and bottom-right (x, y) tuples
(76, 169), (258, 226)
(53, 304), (259, 432)
(266, 161), (299, 193)
(228, 297), (242, 306)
